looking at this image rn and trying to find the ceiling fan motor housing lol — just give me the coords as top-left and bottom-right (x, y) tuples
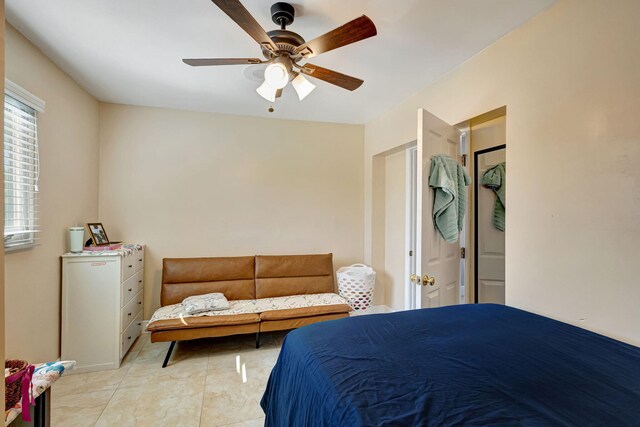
(271, 2), (295, 28)
(263, 3), (304, 59)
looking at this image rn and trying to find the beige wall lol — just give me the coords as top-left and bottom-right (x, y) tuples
(98, 104), (364, 319)
(4, 24), (100, 361)
(365, 0), (640, 345)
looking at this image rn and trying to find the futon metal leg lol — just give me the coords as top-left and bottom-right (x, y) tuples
(34, 387), (50, 427)
(162, 341), (176, 368)
(256, 331), (261, 349)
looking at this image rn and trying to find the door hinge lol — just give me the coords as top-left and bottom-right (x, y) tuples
(461, 154), (467, 167)
(460, 247), (466, 259)
(409, 250), (413, 257)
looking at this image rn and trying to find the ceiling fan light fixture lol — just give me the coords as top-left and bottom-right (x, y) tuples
(292, 74), (316, 101)
(256, 80), (278, 102)
(264, 62), (289, 89)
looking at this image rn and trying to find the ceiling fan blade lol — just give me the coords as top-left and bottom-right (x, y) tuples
(299, 64), (364, 91)
(293, 15), (377, 59)
(211, 0), (278, 51)
(183, 58), (264, 66)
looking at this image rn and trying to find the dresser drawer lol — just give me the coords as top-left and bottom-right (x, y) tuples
(121, 290), (143, 332)
(121, 253), (136, 282)
(134, 251), (144, 272)
(121, 274), (136, 307)
(120, 311), (142, 359)
(121, 270), (144, 307)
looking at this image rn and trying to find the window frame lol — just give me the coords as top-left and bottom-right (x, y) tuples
(4, 80), (45, 252)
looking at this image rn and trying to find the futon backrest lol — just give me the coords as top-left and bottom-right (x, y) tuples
(161, 256), (255, 306)
(254, 254), (335, 299)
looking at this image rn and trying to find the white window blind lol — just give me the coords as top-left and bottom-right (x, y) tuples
(4, 94), (40, 249)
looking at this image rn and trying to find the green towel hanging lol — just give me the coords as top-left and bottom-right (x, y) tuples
(481, 162), (506, 231)
(428, 155), (471, 243)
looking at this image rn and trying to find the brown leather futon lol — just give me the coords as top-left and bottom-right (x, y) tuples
(146, 253), (351, 367)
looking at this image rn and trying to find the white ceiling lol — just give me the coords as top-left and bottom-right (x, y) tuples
(6, 0), (556, 124)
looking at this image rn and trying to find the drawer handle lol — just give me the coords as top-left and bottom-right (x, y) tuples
(138, 280), (142, 283)
(128, 265), (133, 268)
(138, 258), (142, 261)
(128, 336), (131, 340)
(128, 288), (132, 292)
(137, 322), (141, 326)
(138, 302), (142, 305)
(128, 312), (132, 316)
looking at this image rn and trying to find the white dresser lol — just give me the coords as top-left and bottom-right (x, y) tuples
(61, 244), (144, 374)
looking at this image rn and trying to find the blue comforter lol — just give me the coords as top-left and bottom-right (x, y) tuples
(260, 304), (640, 426)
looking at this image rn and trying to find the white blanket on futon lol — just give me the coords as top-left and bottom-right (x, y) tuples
(149, 293), (350, 324)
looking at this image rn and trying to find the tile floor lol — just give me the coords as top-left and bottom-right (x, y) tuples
(51, 331), (288, 427)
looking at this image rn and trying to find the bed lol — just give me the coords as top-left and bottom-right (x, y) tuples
(260, 304), (640, 426)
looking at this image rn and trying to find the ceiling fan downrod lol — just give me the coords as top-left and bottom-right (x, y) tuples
(271, 2), (295, 30)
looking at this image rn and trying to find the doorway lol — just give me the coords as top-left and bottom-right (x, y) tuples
(406, 147), (418, 309)
(371, 108), (506, 311)
(469, 114), (506, 303)
(397, 110), (468, 311)
(371, 142), (417, 312)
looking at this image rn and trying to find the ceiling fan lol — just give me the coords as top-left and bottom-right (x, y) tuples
(183, 0), (377, 102)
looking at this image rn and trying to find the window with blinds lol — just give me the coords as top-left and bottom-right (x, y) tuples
(4, 94), (40, 250)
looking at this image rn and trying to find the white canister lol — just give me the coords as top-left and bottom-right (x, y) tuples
(69, 227), (85, 253)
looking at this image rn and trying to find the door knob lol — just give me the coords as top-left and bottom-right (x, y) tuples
(410, 274), (421, 284)
(422, 275), (436, 286)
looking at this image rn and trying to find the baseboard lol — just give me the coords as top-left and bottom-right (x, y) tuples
(349, 305), (394, 316)
(68, 362), (118, 375)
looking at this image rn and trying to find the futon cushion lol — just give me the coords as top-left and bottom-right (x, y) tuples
(161, 256), (256, 305)
(146, 313), (260, 332)
(260, 314), (350, 332)
(147, 293), (351, 332)
(255, 254), (335, 298)
(259, 304), (351, 321)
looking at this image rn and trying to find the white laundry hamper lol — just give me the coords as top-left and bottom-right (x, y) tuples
(337, 264), (376, 310)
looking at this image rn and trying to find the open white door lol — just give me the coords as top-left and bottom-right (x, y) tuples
(414, 109), (463, 309)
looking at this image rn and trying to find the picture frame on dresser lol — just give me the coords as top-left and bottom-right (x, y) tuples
(86, 222), (110, 246)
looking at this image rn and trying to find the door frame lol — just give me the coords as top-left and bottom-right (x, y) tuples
(459, 130), (469, 304)
(371, 141), (416, 312)
(405, 146), (418, 310)
(473, 144), (506, 303)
